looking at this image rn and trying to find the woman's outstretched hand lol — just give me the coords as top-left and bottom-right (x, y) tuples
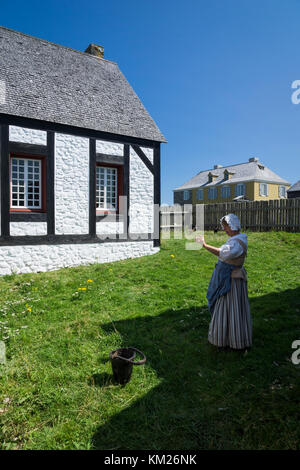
(195, 235), (205, 247)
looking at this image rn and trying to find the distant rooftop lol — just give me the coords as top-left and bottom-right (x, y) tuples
(0, 26), (166, 143)
(174, 158), (290, 191)
(287, 179), (300, 192)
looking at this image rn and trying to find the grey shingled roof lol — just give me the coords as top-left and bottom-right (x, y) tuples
(174, 160), (290, 191)
(287, 179), (300, 192)
(0, 26), (166, 143)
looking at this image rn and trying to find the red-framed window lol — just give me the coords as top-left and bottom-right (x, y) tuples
(96, 163), (124, 214)
(9, 153), (47, 212)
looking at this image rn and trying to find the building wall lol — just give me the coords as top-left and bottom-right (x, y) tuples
(9, 126), (47, 145)
(288, 191), (300, 199)
(1, 125), (157, 275)
(55, 133), (90, 235)
(129, 146), (154, 233)
(173, 190), (192, 206)
(253, 182), (290, 200)
(0, 241), (159, 275)
(174, 180), (290, 205)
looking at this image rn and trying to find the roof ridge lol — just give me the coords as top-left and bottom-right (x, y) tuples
(196, 160), (263, 175)
(0, 25), (117, 65)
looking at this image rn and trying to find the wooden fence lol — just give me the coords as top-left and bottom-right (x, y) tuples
(160, 198), (300, 232)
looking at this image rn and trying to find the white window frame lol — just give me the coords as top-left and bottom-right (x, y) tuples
(235, 184), (246, 197)
(278, 186), (286, 198)
(208, 187), (218, 200)
(221, 185), (231, 198)
(259, 183), (268, 197)
(183, 190), (190, 201)
(10, 157), (42, 210)
(96, 166), (118, 211)
(196, 189), (203, 200)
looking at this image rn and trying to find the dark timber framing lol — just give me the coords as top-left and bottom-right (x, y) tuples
(96, 153), (124, 165)
(0, 114), (162, 246)
(121, 144), (130, 240)
(153, 143), (161, 247)
(0, 124), (9, 238)
(131, 144), (154, 174)
(0, 233), (154, 246)
(89, 138), (96, 237)
(0, 113), (158, 148)
(46, 131), (55, 235)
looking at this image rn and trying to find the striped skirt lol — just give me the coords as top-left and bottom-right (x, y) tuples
(208, 278), (252, 349)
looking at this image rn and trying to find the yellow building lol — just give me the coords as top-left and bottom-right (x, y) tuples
(173, 157), (291, 205)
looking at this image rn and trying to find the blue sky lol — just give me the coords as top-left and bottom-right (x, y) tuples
(2, 0), (300, 203)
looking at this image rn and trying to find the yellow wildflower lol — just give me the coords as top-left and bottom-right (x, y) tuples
(170, 254), (175, 258)
(27, 308), (32, 312)
(87, 280), (93, 283)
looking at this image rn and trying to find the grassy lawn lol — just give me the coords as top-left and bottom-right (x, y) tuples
(0, 231), (299, 450)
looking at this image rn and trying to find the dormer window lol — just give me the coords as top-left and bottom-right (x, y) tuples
(208, 172), (218, 183)
(224, 169), (235, 181)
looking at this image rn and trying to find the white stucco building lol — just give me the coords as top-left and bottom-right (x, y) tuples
(0, 27), (166, 275)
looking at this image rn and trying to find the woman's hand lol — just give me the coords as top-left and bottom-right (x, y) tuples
(195, 235), (205, 247)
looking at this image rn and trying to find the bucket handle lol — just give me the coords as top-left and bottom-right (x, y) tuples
(116, 347), (146, 366)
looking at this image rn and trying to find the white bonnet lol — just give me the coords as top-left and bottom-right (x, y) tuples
(220, 213), (241, 231)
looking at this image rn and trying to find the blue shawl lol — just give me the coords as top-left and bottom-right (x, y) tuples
(206, 260), (236, 314)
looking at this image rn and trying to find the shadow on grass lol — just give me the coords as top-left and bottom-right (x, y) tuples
(91, 287), (300, 450)
(88, 373), (117, 388)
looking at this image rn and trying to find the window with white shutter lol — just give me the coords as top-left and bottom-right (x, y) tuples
(259, 183), (268, 196)
(278, 186), (286, 198)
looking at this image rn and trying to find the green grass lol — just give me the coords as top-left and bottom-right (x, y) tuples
(0, 231), (299, 450)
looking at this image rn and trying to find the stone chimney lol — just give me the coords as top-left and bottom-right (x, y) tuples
(249, 157), (259, 162)
(85, 43), (104, 59)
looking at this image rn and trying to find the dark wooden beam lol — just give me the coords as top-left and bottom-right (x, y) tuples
(10, 213), (47, 222)
(89, 138), (96, 237)
(96, 214), (124, 222)
(0, 113), (160, 148)
(0, 124), (9, 237)
(0, 233), (153, 246)
(46, 131), (55, 235)
(153, 143), (161, 247)
(96, 153), (124, 165)
(120, 144), (130, 240)
(8, 142), (47, 155)
(131, 144), (154, 174)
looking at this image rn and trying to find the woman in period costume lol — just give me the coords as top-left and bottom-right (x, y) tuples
(197, 214), (252, 350)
